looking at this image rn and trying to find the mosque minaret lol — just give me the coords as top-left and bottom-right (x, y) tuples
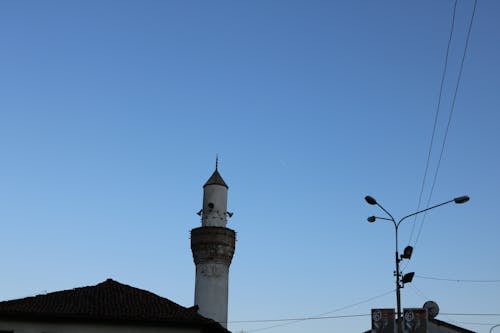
(191, 160), (236, 327)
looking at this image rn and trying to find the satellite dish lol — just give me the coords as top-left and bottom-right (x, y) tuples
(423, 301), (440, 318)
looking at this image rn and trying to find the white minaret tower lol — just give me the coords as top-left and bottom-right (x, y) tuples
(191, 159), (236, 328)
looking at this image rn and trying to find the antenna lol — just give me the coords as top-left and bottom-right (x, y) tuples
(423, 301), (439, 318)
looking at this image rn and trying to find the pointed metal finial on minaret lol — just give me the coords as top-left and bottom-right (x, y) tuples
(215, 154), (219, 170)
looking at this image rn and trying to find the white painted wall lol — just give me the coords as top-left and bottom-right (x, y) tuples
(202, 184), (228, 227)
(0, 320), (202, 333)
(194, 263), (229, 327)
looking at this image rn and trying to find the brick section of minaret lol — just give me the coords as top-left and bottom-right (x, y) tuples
(191, 227), (236, 266)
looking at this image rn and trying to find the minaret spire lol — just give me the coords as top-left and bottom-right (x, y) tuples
(215, 154), (219, 170)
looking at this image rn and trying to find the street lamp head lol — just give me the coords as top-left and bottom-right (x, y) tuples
(367, 216), (376, 223)
(454, 195), (470, 204)
(401, 246), (413, 260)
(402, 272), (415, 284)
(365, 195), (377, 205)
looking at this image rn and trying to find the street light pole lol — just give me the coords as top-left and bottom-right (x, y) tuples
(394, 222), (402, 333)
(364, 195), (469, 333)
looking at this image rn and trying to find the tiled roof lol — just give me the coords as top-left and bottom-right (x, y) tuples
(203, 169), (228, 188)
(0, 279), (229, 333)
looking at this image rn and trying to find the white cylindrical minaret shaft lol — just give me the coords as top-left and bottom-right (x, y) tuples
(191, 164), (235, 328)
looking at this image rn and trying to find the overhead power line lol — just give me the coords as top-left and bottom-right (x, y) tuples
(441, 313), (500, 317)
(228, 310), (500, 328)
(415, 274), (500, 283)
(451, 321), (500, 326)
(412, 0), (477, 248)
(407, 283), (430, 301)
(229, 313), (370, 324)
(231, 289), (394, 332)
(315, 289), (395, 317)
(408, 0), (458, 245)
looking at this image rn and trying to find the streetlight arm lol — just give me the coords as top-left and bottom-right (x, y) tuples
(376, 203), (396, 222)
(371, 216), (395, 222)
(397, 199), (455, 227)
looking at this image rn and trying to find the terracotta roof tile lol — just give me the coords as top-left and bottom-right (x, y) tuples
(0, 279), (229, 333)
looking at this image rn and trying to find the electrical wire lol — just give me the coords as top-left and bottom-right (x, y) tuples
(451, 321), (500, 326)
(436, 311), (500, 333)
(227, 310), (500, 329)
(440, 313), (500, 317)
(230, 289), (394, 332)
(442, 320), (500, 333)
(407, 283), (430, 301)
(315, 289), (395, 317)
(407, 0), (458, 246)
(415, 274), (500, 283)
(229, 313), (370, 324)
(412, 0), (477, 248)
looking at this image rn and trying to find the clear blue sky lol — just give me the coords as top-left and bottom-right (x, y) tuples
(1, 1), (499, 332)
